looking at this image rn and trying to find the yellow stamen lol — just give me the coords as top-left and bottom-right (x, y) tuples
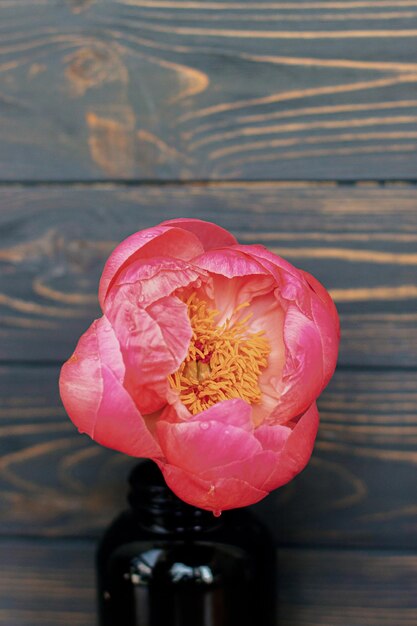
(168, 293), (270, 415)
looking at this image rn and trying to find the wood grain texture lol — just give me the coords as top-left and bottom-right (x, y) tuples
(1, 1), (417, 180)
(1, 539), (417, 626)
(0, 183), (416, 366)
(275, 548), (417, 626)
(1, 364), (416, 547)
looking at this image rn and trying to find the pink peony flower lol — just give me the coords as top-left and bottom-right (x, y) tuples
(60, 219), (340, 512)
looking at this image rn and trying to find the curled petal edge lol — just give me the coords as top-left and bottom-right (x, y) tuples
(258, 402), (319, 492)
(160, 218), (238, 251)
(158, 462), (268, 511)
(99, 226), (205, 308)
(59, 316), (161, 458)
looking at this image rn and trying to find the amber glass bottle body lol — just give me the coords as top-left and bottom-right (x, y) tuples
(97, 461), (276, 626)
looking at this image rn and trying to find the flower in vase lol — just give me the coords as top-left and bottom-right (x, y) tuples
(60, 218), (340, 512)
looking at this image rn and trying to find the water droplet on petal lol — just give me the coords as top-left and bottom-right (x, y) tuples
(199, 422), (210, 430)
(129, 325), (136, 332)
(103, 326), (111, 332)
(137, 295), (144, 304)
(213, 510), (222, 518)
(93, 356), (99, 361)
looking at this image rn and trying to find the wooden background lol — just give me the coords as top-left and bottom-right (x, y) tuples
(0, 1), (416, 624)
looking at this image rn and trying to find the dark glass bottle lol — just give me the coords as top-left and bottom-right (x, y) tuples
(97, 461), (276, 626)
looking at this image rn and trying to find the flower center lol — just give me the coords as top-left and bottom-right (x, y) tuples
(168, 293), (270, 415)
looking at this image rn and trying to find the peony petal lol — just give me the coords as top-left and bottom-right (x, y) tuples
(158, 395), (193, 423)
(232, 244), (302, 280)
(189, 398), (254, 431)
(99, 226), (205, 308)
(157, 421), (261, 475)
(157, 412), (261, 475)
(301, 270), (340, 335)
(94, 365), (162, 457)
(254, 423), (292, 453)
(110, 257), (205, 307)
(227, 245), (339, 420)
(240, 291), (285, 425)
(59, 320), (104, 437)
(301, 272), (340, 390)
(161, 389), (257, 429)
(309, 292), (340, 390)
(269, 304), (324, 421)
(208, 274), (275, 326)
(257, 402), (319, 491)
(127, 379), (171, 416)
(107, 293), (192, 385)
(104, 256), (203, 409)
(158, 462), (268, 511)
(59, 317), (161, 458)
(199, 450), (278, 490)
(233, 244), (315, 319)
(195, 247), (270, 279)
(158, 404), (318, 509)
(160, 218), (237, 251)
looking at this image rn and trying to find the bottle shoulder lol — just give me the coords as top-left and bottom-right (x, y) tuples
(99, 507), (272, 544)
(97, 508), (274, 571)
(107, 538), (251, 587)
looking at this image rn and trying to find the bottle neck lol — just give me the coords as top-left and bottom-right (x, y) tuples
(128, 461), (222, 535)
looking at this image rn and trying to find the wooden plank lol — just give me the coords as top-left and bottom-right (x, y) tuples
(1, 539), (417, 626)
(1, 1), (417, 180)
(0, 183), (416, 366)
(275, 548), (417, 626)
(0, 364), (416, 548)
(0, 540), (95, 626)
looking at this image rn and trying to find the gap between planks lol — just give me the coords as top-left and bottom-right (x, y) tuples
(0, 180), (416, 189)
